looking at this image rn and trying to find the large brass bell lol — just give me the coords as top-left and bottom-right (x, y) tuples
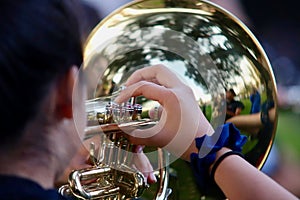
(60, 0), (278, 199)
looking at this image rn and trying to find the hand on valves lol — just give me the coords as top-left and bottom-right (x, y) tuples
(114, 64), (298, 200)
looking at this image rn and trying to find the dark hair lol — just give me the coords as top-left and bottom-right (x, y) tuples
(226, 88), (236, 96)
(0, 0), (83, 145)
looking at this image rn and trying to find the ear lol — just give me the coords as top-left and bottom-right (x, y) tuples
(55, 66), (79, 119)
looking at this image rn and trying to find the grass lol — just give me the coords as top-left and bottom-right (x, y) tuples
(275, 109), (300, 160)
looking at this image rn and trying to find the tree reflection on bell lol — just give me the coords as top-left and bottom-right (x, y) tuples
(78, 0), (278, 199)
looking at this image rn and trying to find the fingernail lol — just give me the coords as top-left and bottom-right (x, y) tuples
(134, 145), (144, 153)
(148, 172), (157, 184)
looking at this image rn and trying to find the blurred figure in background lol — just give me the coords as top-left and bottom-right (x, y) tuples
(250, 87), (261, 114)
(225, 88), (245, 120)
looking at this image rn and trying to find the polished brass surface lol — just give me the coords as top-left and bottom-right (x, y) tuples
(65, 0), (278, 199)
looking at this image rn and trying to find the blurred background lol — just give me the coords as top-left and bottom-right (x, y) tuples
(79, 0), (300, 198)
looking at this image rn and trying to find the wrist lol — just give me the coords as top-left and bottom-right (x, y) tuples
(209, 149), (245, 183)
(189, 123), (247, 195)
(208, 147), (232, 173)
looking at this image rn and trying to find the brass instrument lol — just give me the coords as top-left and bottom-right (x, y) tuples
(60, 0), (278, 199)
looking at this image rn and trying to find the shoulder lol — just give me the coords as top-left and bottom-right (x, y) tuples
(233, 100), (244, 108)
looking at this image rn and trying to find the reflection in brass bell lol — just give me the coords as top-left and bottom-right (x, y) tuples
(70, 0), (278, 199)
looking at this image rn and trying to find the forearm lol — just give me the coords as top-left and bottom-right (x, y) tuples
(211, 148), (298, 200)
(182, 112), (214, 161)
(226, 113), (262, 131)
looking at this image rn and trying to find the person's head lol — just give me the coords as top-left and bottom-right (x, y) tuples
(0, 0), (85, 171)
(251, 87), (258, 94)
(226, 88), (236, 100)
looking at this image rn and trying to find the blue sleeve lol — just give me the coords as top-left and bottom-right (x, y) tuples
(190, 123), (247, 195)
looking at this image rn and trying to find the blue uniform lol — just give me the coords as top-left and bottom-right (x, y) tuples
(0, 175), (72, 200)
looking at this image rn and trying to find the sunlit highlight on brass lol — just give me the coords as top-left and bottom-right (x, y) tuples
(62, 0), (278, 199)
